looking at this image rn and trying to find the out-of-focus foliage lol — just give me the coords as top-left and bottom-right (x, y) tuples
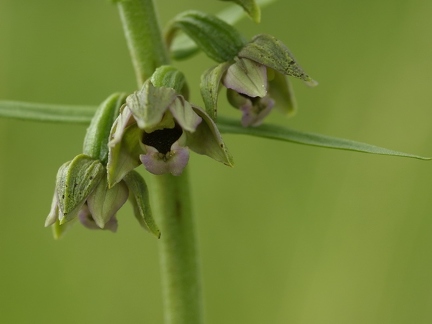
(0, 1), (431, 323)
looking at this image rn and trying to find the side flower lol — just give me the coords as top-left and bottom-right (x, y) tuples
(45, 94), (160, 239)
(107, 66), (233, 187)
(165, 11), (317, 126)
(202, 34), (318, 127)
(44, 154), (128, 236)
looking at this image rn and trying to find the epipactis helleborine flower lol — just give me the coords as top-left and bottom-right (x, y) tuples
(45, 154), (129, 238)
(201, 34), (318, 127)
(45, 93), (160, 239)
(107, 66), (233, 187)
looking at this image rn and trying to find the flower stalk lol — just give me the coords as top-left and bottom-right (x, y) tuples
(117, 1), (204, 323)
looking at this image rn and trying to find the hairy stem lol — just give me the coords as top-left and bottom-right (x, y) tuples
(117, 0), (169, 85)
(116, 1), (204, 323)
(151, 169), (204, 324)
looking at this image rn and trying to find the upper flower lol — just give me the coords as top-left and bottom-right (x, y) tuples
(107, 66), (233, 187)
(202, 34), (318, 127)
(165, 11), (317, 126)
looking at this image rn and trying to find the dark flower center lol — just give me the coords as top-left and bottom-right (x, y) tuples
(142, 124), (183, 154)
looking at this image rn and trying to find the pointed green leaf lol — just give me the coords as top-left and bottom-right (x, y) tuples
(239, 34), (318, 86)
(200, 62), (231, 119)
(166, 10), (246, 63)
(123, 171), (160, 238)
(56, 154), (105, 224)
(83, 93), (127, 164)
(1, 100), (429, 161)
(219, 0), (261, 23)
(217, 116), (431, 160)
(170, 0), (277, 60)
(0, 100), (95, 123)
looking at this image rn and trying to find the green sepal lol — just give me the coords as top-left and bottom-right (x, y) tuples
(165, 10), (246, 63)
(200, 62), (232, 119)
(219, 0), (261, 23)
(123, 171), (160, 238)
(56, 154), (105, 224)
(52, 218), (76, 240)
(186, 107), (234, 166)
(126, 79), (177, 131)
(107, 122), (143, 188)
(268, 69), (297, 116)
(238, 34), (318, 86)
(83, 93), (127, 165)
(86, 176), (129, 229)
(151, 65), (189, 98)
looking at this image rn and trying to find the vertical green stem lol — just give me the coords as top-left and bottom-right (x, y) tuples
(117, 0), (169, 85)
(116, 1), (204, 323)
(151, 168), (204, 324)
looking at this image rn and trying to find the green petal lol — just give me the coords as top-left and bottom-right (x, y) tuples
(223, 57), (267, 97)
(219, 0), (261, 23)
(186, 107), (234, 166)
(169, 96), (202, 132)
(0, 100), (95, 124)
(166, 10), (246, 63)
(126, 79), (177, 131)
(239, 34), (318, 86)
(123, 171), (160, 238)
(107, 123), (143, 188)
(87, 177), (129, 228)
(268, 69), (297, 116)
(45, 190), (59, 227)
(200, 62), (231, 119)
(56, 154), (105, 224)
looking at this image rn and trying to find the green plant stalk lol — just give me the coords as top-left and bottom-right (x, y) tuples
(116, 1), (204, 323)
(151, 169), (204, 324)
(117, 0), (170, 85)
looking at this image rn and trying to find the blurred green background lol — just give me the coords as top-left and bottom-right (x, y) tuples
(1, 0), (432, 323)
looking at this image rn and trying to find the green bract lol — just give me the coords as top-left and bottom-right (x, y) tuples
(123, 170), (160, 238)
(165, 10), (246, 63)
(218, 0), (261, 23)
(83, 93), (127, 164)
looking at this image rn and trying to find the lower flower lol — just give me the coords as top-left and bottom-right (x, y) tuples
(45, 154), (160, 239)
